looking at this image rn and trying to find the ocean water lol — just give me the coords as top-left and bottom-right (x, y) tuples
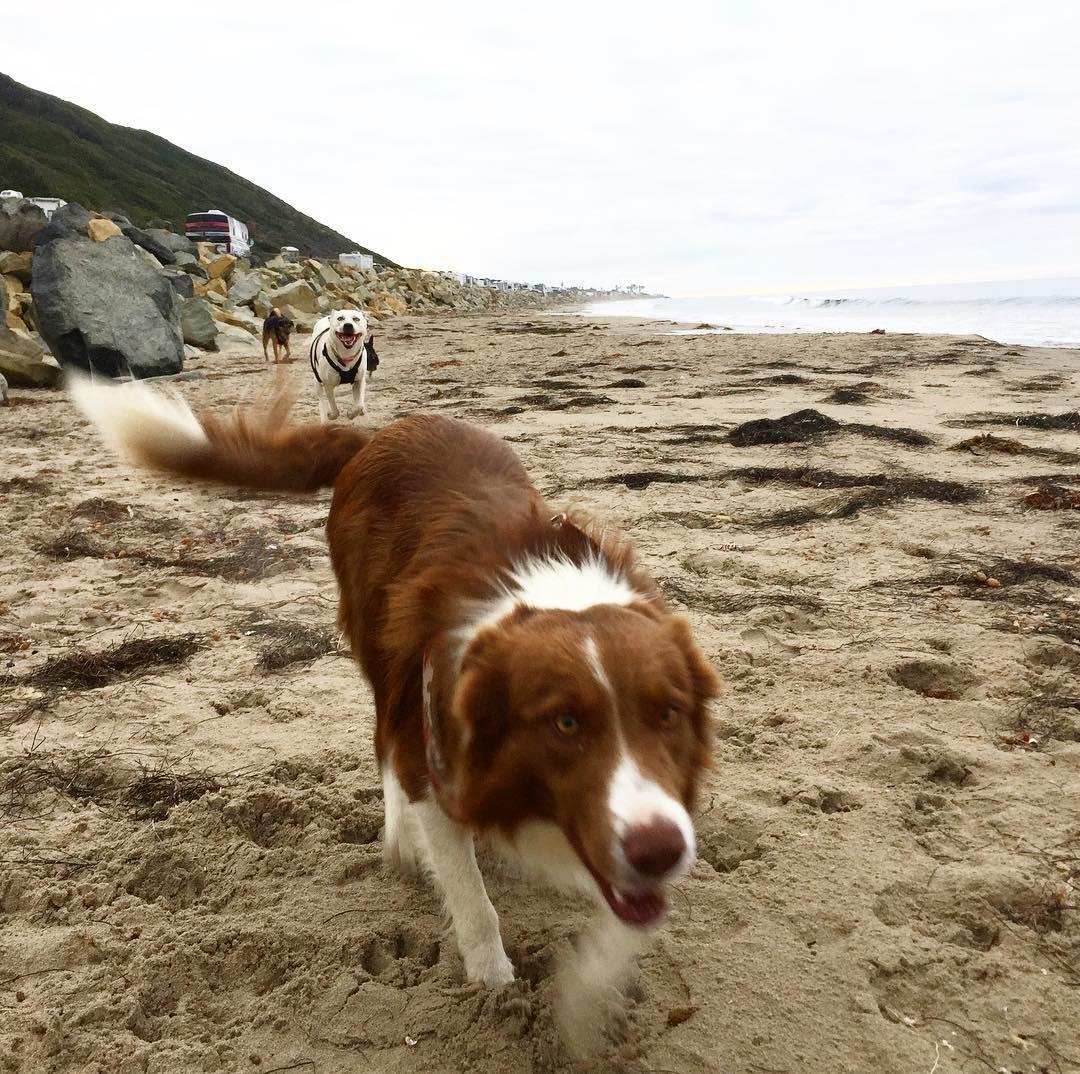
(582, 277), (1080, 349)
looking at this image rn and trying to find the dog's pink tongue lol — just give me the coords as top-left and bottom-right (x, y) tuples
(607, 886), (668, 927)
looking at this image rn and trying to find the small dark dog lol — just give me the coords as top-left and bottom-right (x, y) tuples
(262, 309), (295, 364)
(366, 335), (380, 374)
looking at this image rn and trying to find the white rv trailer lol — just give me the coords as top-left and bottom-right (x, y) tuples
(185, 210), (252, 257)
(29, 197), (66, 219)
(339, 251), (374, 271)
(1, 191), (68, 219)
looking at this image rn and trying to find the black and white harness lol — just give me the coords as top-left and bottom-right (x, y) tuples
(309, 326), (367, 386)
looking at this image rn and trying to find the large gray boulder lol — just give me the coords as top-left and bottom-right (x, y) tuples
(99, 212), (176, 264)
(33, 203), (94, 247)
(31, 235), (184, 378)
(147, 229), (196, 256)
(180, 296), (220, 350)
(0, 197), (47, 252)
(173, 251), (208, 279)
(0, 370), (7, 404)
(228, 270), (262, 306)
(0, 325), (62, 387)
(126, 225), (177, 265)
(163, 270), (195, 300)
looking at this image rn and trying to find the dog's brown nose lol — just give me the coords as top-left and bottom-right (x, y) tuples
(622, 819), (686, 878)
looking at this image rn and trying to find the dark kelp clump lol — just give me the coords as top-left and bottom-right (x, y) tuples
(729, 408), (932, 447)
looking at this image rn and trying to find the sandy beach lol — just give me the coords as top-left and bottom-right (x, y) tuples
(1, 315), (1078, 1074)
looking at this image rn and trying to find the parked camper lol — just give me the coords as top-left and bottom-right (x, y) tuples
(29, 197), (66, 220)
(185, 210), (251, 257)
(339, 251), (374, 271)
(1, 191), (67, 220)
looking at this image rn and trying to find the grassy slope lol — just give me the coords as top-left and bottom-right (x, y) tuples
(0, 72), (391, 264)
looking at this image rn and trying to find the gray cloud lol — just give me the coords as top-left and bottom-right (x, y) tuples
(6, 0), (1078, 293)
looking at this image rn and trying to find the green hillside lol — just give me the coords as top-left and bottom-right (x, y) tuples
(0, 72), (391, 264)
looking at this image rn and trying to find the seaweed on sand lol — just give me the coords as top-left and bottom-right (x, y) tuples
(822, 389), (874, 405)
(946, 411), (1080, 432)
(728, 408), (932, 447)
(1024, 485), (1080, 510)
(729, 466), (979, 528)
(2, 634), (206, 691)
(39, 529), (306, 581)
(241, 618), (343, 672)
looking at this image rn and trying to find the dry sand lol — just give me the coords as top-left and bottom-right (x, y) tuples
(1, 315), (1078, 1074)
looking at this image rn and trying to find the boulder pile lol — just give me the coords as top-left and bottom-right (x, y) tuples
(0, 192), (616, 392)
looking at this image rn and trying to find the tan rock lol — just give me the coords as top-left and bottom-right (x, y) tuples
(212, 307), (259, 336)
(216, 323), (257, 347)
(87, 218), (123, 242)
(0, 325), (61, 387)
(195, 278), (228, 299)
(278, 306), (315, 332)
(3, 274), (22, 318)
(316, 262), (344, 288)
(267, 280), (319, 315)
(6, 312), (31, 335)
(206, 253), (237, 281)
(0, 250), (32, 283)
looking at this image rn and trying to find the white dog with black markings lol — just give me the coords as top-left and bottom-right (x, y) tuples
(309, 309), (379, 423)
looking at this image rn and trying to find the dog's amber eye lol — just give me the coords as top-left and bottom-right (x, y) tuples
(555, 714), (579, 736)
(659, 708), (680, 728)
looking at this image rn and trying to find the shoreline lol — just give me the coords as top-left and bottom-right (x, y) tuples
(571, 292), (1080, 350)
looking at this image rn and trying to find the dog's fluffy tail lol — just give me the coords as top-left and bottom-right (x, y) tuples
(69, 375), (371, 493)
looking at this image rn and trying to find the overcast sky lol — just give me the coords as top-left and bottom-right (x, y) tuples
(6, 1), (1079, 294)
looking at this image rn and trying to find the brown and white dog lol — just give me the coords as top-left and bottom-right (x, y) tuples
(69, 380), (718, 1042)
(261, 308), (294, 364)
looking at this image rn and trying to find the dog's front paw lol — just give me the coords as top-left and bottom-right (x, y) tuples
(464, 945), (515, 988)
(345, 405), (360, 420)
(326, 408), (340, 421)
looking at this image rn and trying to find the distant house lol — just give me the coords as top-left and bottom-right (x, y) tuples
(443, 271), (467, 285)
(339, 251), (374, 271)
(280, 246), (300, 263)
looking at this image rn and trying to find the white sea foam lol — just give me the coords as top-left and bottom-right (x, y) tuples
(582, 277), (1080, 348)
